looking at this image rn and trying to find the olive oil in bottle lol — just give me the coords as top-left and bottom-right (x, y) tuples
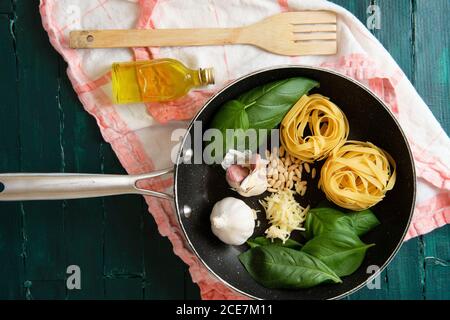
(111, 58), (214, 104)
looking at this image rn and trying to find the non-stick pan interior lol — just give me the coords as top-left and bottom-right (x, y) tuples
(174, 67), (415, 300)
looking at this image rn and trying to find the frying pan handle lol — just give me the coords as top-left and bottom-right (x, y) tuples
(0, 168), (174, 201)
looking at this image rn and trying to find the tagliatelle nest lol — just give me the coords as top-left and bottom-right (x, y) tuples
(280, 94), (349, 163)
(318, 141), (397, 211)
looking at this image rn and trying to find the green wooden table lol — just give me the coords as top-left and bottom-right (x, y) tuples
(0, 0), (448, 300)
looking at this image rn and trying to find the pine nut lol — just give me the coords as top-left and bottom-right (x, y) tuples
(293, 176), (300, 182)
(271, 159), (277, 168)
(268, 188), (277, 193)
(279, 146), (285, 157)
(288, 171), (295, 181)
(267, 167), (274, 176)
(312, 168), (316, 179)
(278, 166), (285, 174)
(279, 174), (285, 182)
(301, 187), (307, 196)
(285, 157), (291, 167)
(284, 171), (289, 181)
(265, 150), (270, 159)
(273, 172), (279, 181)
(288, 164), (298, 172)
(304, 162), (311, 174)
(273, 180), (282, 188)
(268, 179), (275, 186)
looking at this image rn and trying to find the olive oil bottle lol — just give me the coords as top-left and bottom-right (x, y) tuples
(111, 58), (214, 104)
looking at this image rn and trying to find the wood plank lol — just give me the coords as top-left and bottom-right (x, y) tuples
(2, 0), (445, 300)
(105, 278), (143, 299)
(103, 144), (144, 276)
(423, 226), (450, 300)
(348, 240), (424, 299)
(372, 0), (414, 80)
(59, 60), (105, 299)
(414, 0), (450, 133)
(0, 14), (24, 299)
(143, 206), (185, 299)
(329, 0), (370, 22)
(414, 0), (450, 300)
(0, 1), (12, 13)
(23, 280), (66, 300)
(15, 0), (66, 284)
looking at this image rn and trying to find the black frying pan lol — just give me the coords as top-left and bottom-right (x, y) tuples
(0, 66), (416, 300)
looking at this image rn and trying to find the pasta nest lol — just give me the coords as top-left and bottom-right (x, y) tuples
(280, 94), (349, 162)
(318, 141), (397, 211)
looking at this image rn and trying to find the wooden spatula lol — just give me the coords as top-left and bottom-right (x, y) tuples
(69, 11), (337, 56)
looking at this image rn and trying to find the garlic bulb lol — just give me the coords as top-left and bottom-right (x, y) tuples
(210, 197), (255, 245)
(222, 150), (269, 197)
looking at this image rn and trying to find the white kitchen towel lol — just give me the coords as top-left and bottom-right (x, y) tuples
(40, 0), (450, 299)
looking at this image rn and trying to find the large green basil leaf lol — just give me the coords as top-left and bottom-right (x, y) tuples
(305, 206), (380, 239)
(239, 246), (341, 289)
(243, 78), (319, 129)
(247, 237), (303, 250)
(209, 77), (319, 153)
(304, 207), (353, 239)
(210, 100), (249, 131)
(302, 232), (375, 277)
(348, 209), (381, 236)
(209, 100), (250, 155)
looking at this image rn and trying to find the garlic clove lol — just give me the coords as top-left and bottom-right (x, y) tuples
(234, 154), (269, 197)
(238, 168), (269, 197)
(226, 165), (250, 189)
(222, 150), (269, 197)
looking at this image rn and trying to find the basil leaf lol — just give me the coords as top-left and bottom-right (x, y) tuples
(302, 232), (375, 277)
(348, 209), (381, 236)
(209, 100), (251, 154)
(239, 246), (341, 289)
(243, 78), (319, 129)
(305, 207), (380, 239)
(304, 207), (353, 239)
(209, 77), (319, 153)
(210, 100), (249, 131)
(247, 237), (303, 250)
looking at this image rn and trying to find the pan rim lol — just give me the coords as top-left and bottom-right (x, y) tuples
(173, 65), (416, 300)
